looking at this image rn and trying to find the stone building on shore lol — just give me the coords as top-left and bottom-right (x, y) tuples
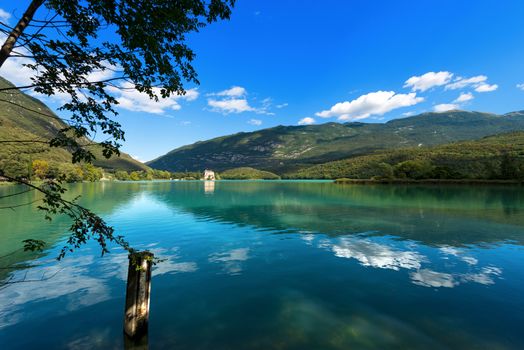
(203, 169), (216, 181)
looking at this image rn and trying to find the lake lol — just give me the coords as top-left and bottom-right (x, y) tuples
(1, 181), (523, 349)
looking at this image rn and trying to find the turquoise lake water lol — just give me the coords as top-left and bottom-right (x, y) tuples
(0, 181), (523, 349)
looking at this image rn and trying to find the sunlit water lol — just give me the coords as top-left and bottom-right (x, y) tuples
(1, 181), (523, 349)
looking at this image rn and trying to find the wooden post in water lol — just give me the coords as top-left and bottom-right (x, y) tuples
(124, 251), (153, 339)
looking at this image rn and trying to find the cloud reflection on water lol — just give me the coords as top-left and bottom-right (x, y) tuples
(439, 246), (478, 265)
(209, 248), (250, 275)
(0, 255), (110, 329)
(320, 237), (424, 271)
(308, 234), (503, 289)
(410, 269), (457, 288)
(0, 245), (198, 329)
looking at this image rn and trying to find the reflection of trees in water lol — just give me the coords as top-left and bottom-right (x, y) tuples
(0, 182), (146, 281)
(146, 182), (524, 247)
(2, 181), (524, 282)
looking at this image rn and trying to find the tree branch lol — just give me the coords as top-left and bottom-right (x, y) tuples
(0, 77), (129, 92)
(0, 140), (50, 144)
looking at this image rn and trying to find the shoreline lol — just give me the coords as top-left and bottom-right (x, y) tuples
(2, 178), (524, 186)
(333, 178), (524, 185)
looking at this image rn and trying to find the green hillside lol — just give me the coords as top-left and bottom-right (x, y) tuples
(220, 167), (280, 180)
(286, 132), (524, 180)
(0, 76), (148, 177)
(147, 110), (524, 173)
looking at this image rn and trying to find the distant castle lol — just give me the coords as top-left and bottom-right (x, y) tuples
(203, 169), (216, 181)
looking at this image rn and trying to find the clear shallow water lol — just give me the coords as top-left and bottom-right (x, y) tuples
(0, 181), (523, 349)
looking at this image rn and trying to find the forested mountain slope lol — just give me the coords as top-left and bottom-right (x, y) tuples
(148, 110), (524, 173)
(0, 77), (148, 176)
(286, 132), (524, 180)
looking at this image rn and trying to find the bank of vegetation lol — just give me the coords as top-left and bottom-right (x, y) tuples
(285, 132), (524, 181)
(113, 170), (202, 181)
(219, 167), (280, 180)
(1, 158), (207, 183)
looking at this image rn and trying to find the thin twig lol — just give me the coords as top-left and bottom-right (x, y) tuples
(0, 198), (41, 210)
(0, 188), (34, 199)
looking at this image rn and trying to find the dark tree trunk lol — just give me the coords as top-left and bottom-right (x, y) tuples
(0, 0), (44, 68)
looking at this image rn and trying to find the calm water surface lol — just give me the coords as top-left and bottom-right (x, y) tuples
(0, 181), (523, 349)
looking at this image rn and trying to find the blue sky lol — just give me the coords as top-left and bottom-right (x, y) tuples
(1, 1), (524, 162)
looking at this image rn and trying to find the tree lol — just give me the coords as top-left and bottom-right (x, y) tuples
(0, 0), (235, 261)
(129, 171), (142, 181)
(32, 159), (50, 179)
(114, 170), (130, 181)
(394, 160), (434, 180)
(57, 163), (83, 182)
(1, 156), (30, 179)
(371, 162), (394, 180)
(499, 152), (519, 179)
(81, 163), (103, 181)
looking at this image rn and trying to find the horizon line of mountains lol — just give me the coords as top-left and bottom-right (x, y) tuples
(2, 75), (524, 179)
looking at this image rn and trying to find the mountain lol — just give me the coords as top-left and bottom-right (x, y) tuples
(286, 131), (524, 180)
(0, 76), (148, 174)
(148, 110), (524, 173)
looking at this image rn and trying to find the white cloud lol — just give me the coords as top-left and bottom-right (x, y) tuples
(316, 91), (423, 121)
(86, 66), (119, 82)
(208, 97), (254, 114)
(0, 41), (77, 105)
(517, 83), (524, 91)
(107, 82), (198, 114)
(434, 103), (459, 112)
(475, 83), (498, 92)
(454, 92), (474, 103)
(404, 71), (453, 92)
(445, 75), (498, 93)
(0, 55), (35, 86)
(402, 73), (496, 95)
(298, 117), (315, 125)
(276, 103), (288, 108)
(212, 86), (246, 97)
(435, 92), (474, 114)
(40, 66), (121, 104)
(248, 118), (262, 126)
(0, 8), (11, 23)
(0, 37), (119, 90)
(402, 111), (416, 117)
(0, 33), (34, 87)
(207, 86), (273, 115)
(445, 75), (487, 90)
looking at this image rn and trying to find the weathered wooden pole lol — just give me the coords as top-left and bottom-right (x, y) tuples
(124, 251), (153, 340)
